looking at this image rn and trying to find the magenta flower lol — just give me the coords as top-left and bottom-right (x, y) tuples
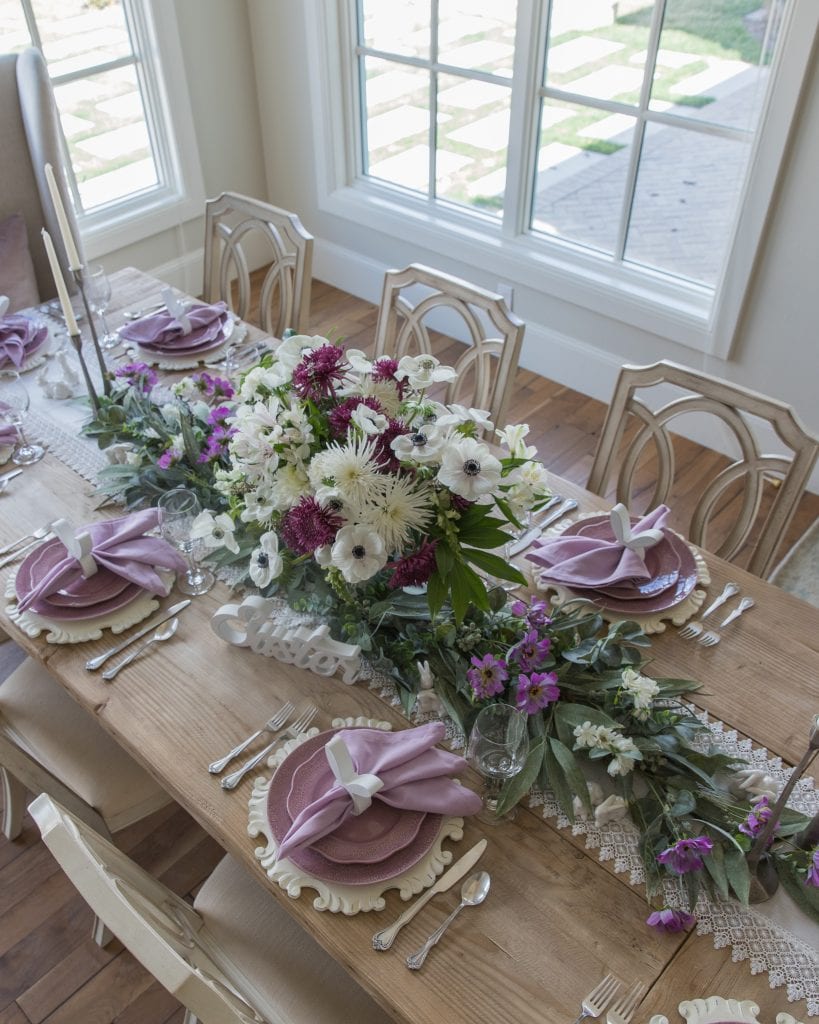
(510, 629), (551, 672)
(115, 362), (157, 393)
(806, 848), (819, 887)
(509, 598), (551, 628)
(739, 795), (774, 839)
(515, 671), (559, 714)
(646, 908), (696, 933)
(292, 344), (346, 400)
(657, 836), (714, 875)
(280, 496), (343, 555)
(387, 539), (438, 589)
(371, 356), (399, 382)
(466, 654), (508, 700)
(157, 448), (182, 469)
(372, 418), (409, 474)
(207, 375), (234, 400)
(207, 404), (233, 428)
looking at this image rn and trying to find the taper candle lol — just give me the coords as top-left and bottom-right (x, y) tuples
(42, 229), (79, 334)
(44, 163), (82, 271)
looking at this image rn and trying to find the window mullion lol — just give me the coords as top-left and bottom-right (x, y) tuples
(429, 0), (439, 200)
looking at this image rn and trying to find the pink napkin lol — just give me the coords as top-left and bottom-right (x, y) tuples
(277, 722), (482, 859)
(0, 315), (49, 368)
(527, 505), (671, 588)
(118, 301), (228, 352)
(17, 509), (186, 612)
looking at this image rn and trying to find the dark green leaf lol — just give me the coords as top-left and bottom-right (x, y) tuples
(724, 848), (751, 904)
(496, 739), (544, 817)
(549, 736), (590, 817)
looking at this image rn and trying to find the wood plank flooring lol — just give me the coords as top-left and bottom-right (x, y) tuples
(1, 275), (816, 1022)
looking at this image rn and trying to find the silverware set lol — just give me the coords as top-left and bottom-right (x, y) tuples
(0, 521), (56, 568)
(85, 598), (191, 671)
(506, 496), (578, 556)
(679, 581), (755, 646)
(219, 704), (319, 790)
(570, 975), (645, 1024)
(205, 340), (272, 372)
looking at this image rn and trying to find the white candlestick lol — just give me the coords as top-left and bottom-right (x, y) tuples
(42, 229), (79, 335)
(44, 163), (82, 271)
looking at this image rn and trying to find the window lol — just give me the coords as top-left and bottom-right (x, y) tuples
(317, 0), (816, 354)
(2, 0), (204, 255)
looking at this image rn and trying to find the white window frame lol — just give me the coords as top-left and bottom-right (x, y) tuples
(307, 0), (817, 358)
(24, 0), (205, 259)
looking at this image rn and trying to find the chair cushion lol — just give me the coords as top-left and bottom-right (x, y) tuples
(194, 855), (391, 1024)
(0, 657), (169, 831)
(0, 213), (40, 312)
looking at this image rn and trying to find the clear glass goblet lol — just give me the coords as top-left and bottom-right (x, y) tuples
(83, 263), (118, 349)
(0, 370), (45, 465)
(157, 487), (214, 596)
(467, 702), (530, 824)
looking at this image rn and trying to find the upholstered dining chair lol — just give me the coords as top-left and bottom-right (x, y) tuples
(373, 263), (525, 429)
(30, 794), (392, 1024)
(0, 47), (82, 309)
(203, 192), (313, 337)
(586, 360), (819, 579)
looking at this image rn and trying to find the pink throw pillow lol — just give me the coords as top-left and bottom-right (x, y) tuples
(0, 213), (40, 313)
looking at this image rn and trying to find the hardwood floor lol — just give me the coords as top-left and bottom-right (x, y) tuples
(1, 275), (816, 1022)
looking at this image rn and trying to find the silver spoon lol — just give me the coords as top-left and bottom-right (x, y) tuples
(406, 870), (491, 970)
(102, 618), (179, 681)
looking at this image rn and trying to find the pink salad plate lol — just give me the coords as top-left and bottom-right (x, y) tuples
(0, 320), (50, 369)
(267, 727), (443, 886)
(15, 537), (145, 621)
(134, 309), (230, 354)
(553, 515), (698, 614)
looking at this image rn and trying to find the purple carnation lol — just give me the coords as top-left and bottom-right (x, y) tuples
(292, 344), (346, 400)
(387, 539), (438, 589)
(515, 671), (559, 714)
(510, 628), (551, 673)
(114, 362), (157, 393)
(646, 908), (696, 933)
(657, 836), (714, 875)
(807, 848), (819, 888)
(280, 496), (343, 555)
(466, 654), (508, 700)
(739, 795), (774, 839)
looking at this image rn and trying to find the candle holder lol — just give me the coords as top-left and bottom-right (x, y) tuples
(69, 330), (100, 415)
(72, 268), (111, 397)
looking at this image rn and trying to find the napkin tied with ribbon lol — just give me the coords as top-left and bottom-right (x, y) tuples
(277, 722), (482, 860)
(17, 509), (186, 612)
(0, 314), (49, 368)
(118, 301), (227, 351)
(527, 504), (670, 588)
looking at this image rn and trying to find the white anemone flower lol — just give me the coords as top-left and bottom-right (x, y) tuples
(351, 403), (389, 436)
(345, 348), (373, 373)
(248, 532), (283, 587)
(391, 422), (448, 464)
(396, 354), (457, 391)
(435, 405), (493, 433)
(331, 524), (387, 583)
(190, 511), (239, 554)
(437, 437), (501, 501)
(358, 475), (433, 552)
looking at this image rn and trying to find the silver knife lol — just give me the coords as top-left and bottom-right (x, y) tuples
(507, 499), (578, 556)
(0, 469), (23, 485)
(85, 599), (192, 670)
(371, 838), (487, 950)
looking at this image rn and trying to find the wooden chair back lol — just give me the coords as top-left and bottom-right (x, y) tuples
(587, 360), (819, 578)
(30, 794), (270, 1024)
(373, 263), (525, 427)
(203, 191), (313, 337)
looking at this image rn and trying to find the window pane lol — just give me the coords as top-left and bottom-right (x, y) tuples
(31, 0), (133, 73)
(437, 0), (516, 78)
(363, 57), (430, 194)
(648, 0), (776, 131)
(436, 73), (510, 215)
(361, 0), (430, 60)
(625, 121), (752, 286)
(0, 1), (31, 51)
(545, 0), (655, 105)
(531, 98), (635, 254)
(55, 65), (158, 211)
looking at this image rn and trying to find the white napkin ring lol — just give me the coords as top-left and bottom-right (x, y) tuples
(52, 518), (98, 578)
(0, 296), (9, 318)
(325, 734), (383, 815)
(609, 503), (663, 559)
(161, 286), (193, 335)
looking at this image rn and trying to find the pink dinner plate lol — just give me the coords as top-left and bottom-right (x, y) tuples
(267, 728), (443, 885)
(15, 537), (145, 621)
(286, 736), (426, 864)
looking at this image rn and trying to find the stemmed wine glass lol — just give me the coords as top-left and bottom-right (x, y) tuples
(466, 702), (530, 823)
(83, 263), (118, 349)
(157, 487), (214, 596)
(0, 370), (45, 465)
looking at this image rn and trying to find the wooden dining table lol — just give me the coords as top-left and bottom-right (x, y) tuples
(2, 268), (818, 1024)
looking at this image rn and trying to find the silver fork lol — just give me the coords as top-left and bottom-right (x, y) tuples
(208, 702), (295, 774)
(678, 582), (739, 640)
(220, 704), (318, 790)
(697, 596), (756, 647)
(570, 973), (621, 1024)
(0, 524), (55, 568)
(606, 981), (645, 1024)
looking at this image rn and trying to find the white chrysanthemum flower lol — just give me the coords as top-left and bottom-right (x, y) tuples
(621, 667), (660, 709)
(435, 405), (493, 433)
(396, 354), (457, 391)
(269, 463), (311, 511)
(437, 436), (501, 501)
(308, 435), (386, 505)
(391, 422), (447, 464)
(248, 531), (283, 587)
(358, 475), (433, 552)
(351, 403), (389, 436)
(331, 524), (387, 583)
(190, 511), (239, 553)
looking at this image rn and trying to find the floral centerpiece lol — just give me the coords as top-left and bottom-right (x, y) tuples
(82, 337), (819, 931)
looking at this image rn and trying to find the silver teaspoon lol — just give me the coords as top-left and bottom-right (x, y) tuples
(406, 870), (491, 970)
(102, 618), (179, 681)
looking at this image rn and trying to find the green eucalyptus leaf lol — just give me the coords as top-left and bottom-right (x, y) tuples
(496, 738), (545, 817)
(724, 848), (751, 904)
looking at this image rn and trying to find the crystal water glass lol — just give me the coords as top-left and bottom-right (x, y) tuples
(157, 488), (214, 596)
(466, 702), (530, 823)
(0, 370), (45, 465)
(83, 263), (118, 349)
